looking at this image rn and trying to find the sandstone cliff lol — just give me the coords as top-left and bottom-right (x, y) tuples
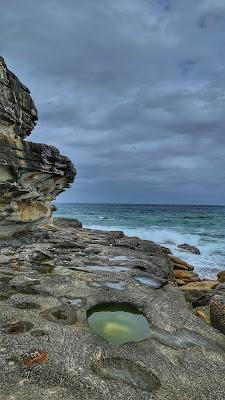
(0, 57), (75, 237)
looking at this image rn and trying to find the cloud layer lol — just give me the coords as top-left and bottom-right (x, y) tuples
(1, 0), (225, 204)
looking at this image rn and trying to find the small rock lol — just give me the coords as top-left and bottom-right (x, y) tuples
(174, 270), (200, 283)
(195, 310), (210, 323)
(22, 350), (48, 367)
(177, 243), (201, 255)
(176, 279), (186, 286)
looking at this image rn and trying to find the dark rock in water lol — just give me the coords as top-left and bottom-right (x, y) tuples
(0, 57), (76, 237)
(177, 243), (201, 254)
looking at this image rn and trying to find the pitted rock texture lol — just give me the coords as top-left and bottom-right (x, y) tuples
(0, 58), (76, 237)
(0, 57), (37, 137)
(0, 218), (225, 400)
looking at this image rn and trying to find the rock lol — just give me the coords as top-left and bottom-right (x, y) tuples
(192, 293), (214, 308)
(177, 243), (201, 254)
(54, 217), (82, 229)
(169, 255), (194, 271)
(181, 280), (219, 292)
(0, 219), (225, 399)
(176, 279), (186, 286)
(0, 57), (38, 137)
(217, 270), (225, 283)
(181, 281), (219, 303)
(174, 269), (200, 284)
(195, 309), (210, 323)
(0, 58), (76, 237)
(210, 296), (225, 335)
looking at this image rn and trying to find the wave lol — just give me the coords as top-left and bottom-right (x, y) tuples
(85, 224), (200, 246)
(84, 223), (224, 279)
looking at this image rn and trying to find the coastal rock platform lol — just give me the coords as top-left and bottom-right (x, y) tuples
(0, 218), (225, 400)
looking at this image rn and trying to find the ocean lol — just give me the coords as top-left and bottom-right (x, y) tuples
(54, 204), (225, 279)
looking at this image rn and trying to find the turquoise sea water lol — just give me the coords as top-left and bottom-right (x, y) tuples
(55, 204), (225, 279)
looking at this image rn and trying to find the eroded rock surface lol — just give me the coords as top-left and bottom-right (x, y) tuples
(0, 58), (75, 237)
(0, 218), (225, 400)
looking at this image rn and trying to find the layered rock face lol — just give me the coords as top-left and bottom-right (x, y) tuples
(0, 58), (76, 237)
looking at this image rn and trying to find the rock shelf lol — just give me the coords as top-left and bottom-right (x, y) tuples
(0, 218), (225, 399)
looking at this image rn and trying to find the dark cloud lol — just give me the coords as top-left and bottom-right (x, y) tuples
(0, 0), (225, 204)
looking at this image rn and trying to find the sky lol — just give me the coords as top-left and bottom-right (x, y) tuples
(1, 0), (225, 204)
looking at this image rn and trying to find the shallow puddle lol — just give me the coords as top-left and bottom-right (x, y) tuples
(90, 281), (126, 291)
(60, 296), (83, 306)
(108, 256), (132, 261)
(87, 303), (150, 345)
(74, 265), (130, 273)
(133, 275), (166, 289)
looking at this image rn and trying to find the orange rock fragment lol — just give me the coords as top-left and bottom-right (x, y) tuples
(23, 350), (48, 367)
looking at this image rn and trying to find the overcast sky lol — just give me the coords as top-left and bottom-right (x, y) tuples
(1, 0), (225, 204)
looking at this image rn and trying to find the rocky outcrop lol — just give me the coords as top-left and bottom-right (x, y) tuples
(0, 218), (225, 400)
(0, 57), (37, 137)
(0, 58), (75, 237)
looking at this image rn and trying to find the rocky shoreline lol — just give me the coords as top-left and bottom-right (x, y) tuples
(0, 217), (225, 399)
(1, 57), (225, 399)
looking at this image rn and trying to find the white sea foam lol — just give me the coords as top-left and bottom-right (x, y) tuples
(84, 224), (223, 279)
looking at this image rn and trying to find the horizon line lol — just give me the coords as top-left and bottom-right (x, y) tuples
(54, 202), (225, 207)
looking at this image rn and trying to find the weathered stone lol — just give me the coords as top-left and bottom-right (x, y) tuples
(195, 309), (210, 323)
(177, 243), (201, 254)
(174, 269), (200, 284)
(0, 218), (224, 400)
(0, 58), (76, 237)
(181, 280), (219, 292)
(0, 57), (37, 137)
(169, 254), (194, 271)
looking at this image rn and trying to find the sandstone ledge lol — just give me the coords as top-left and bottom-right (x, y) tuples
(0, 218), (225, 400)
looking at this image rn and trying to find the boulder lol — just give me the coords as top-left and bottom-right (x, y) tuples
(181, 280), (219, 303)
(177, 243), (201, 254)
(169, 254), (194, 271)
(181, 280), (219, 292)
(0, 58), (76, 237)
(174, 269), (200, 284)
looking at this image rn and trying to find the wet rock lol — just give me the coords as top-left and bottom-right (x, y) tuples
(177, 243), (201, 254)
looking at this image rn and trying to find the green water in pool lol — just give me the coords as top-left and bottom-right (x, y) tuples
(87, 303), (151, 345)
